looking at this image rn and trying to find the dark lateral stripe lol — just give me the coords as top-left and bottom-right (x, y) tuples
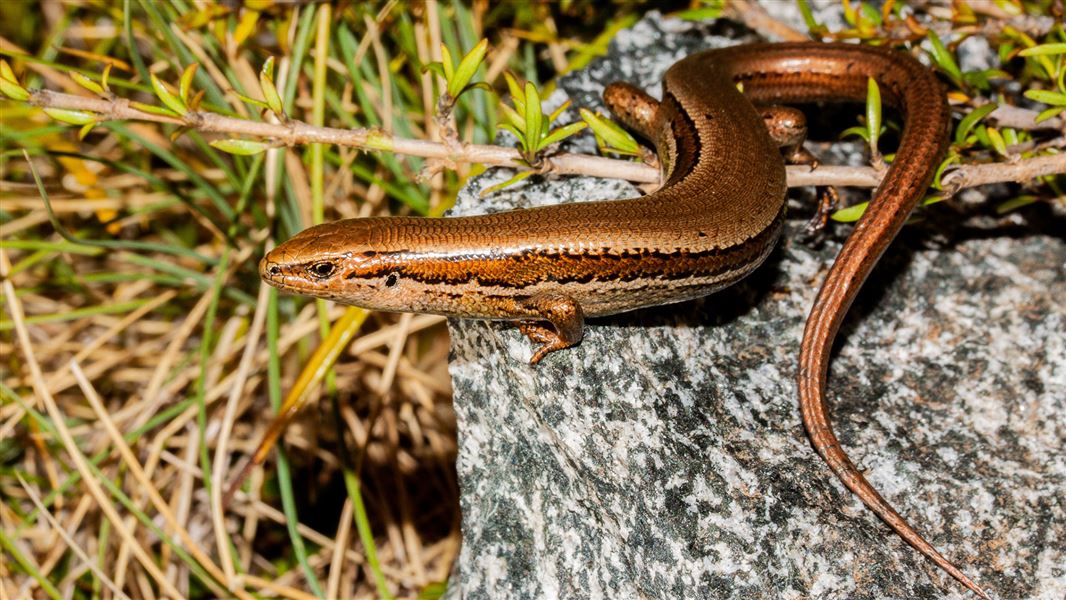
(660, 92), (702, 187)
(344, 207), (785, 290)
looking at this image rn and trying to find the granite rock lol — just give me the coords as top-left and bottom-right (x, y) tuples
(445, 11), (1066, 600)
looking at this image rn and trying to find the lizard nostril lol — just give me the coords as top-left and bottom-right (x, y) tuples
(269, 265), (281, 276)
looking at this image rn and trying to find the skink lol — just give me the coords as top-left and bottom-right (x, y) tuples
(260, 42), (989, 598)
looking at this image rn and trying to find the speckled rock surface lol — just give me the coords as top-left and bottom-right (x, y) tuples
(444, 10), (1066, 600)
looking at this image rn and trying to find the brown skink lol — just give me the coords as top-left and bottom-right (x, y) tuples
(260, 42), (990, 597)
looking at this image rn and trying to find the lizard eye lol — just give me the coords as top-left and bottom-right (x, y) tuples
(307, 261), (336, 280)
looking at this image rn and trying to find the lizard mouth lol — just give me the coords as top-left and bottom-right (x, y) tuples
(259, 256), (285, 284)
(260, 258), (281, 280)
(258, 256), (309, 294)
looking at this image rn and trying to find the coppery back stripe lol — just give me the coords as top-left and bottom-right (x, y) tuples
(343, 207), (784, 289)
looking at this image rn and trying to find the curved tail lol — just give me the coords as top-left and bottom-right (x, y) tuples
(799, 292), (990, 599)
(789, 43), (989, 598)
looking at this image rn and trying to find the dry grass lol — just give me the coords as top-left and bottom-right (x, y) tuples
(0, 1), (594, 597)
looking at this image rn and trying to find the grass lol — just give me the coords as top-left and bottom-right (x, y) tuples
(0, 1), (612, 596)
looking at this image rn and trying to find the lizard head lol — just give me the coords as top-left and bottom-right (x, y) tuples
(259, 218), (412, 309)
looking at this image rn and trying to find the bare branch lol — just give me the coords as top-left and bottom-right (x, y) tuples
(941, 152), (1066, 193)
(28, 87), (657, 182)
(724, 0), (809, 42)
(988, 104), (1065, 133)
(23, 87), (1066, 198)
(30, 89), (183, 124)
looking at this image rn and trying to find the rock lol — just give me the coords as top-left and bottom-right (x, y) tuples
(445, 11), (1066, 600)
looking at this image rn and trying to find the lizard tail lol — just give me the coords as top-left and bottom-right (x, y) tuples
(797, 237), (990, 600)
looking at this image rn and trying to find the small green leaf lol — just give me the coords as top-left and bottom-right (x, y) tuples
(996, 194), (1038, 214)
(234, 8), (260, 46)
(418, 581), (449, 600)
(866, 77), (881, 155)
(842, 0), (857, 25)
(1034, 56), (1058, 83)
(440, 44), (455, 84)
(71, 72), (104, 95)
(539, 122), (587, 148)
(997, 40), (1016, 64)
(150, 73), (187, 114)
(579, 108), (640, 156)
(926, 31), (963, 87)
(503, 72), (523, 110)
(188, 89), (206, 111)
(260, 55), (276, 85)
(921, 193), (947, 207)
(0, 60), (29, 100)
(954, 103), (998, 144)
(101, 63), (112, 93)
(1011, 30), (1057, 80)
(0, 76), (29, 101)
(840, 125), (871, 142)
(858, 2), (881, 26)
(523, 82), (543, 153)
(458, 81), (493, 97)
(421, 62), (446, 80)
(0, 59), (17, 84)
(1002, 127), (1020, 146)
(796, 0), (826, 35)
(499, 103), (525, 131)
(179, 63), (199, 104)
(831, 201), (869, 223)
(985, 126), (1008, 156)
(1024, 89), (1066, 106)
(961, 68), (1009, 90)
(498, 123), (524, 141)
(1035, 106), (1065, 123)
(260, 56), (283, 115)
(676, 7), (724, 20)
(510, 93), (527, 119)
(169, 126), (189, 142)
(931, 150), (961, 190)
(130, 101), (180, 117)
(210, 139), (271, 155)
(43, 108), (97, 125)
(235, 92), (270, 110)
(480, 170), (534, 197)
(547, 99), (571, 124)
(1018, 43), (1066, 57)
(78, 122), (96, 140)
(992, 0), (1022, 15)
(448, 39), (488, 99)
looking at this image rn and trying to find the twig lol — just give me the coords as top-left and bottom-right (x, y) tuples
(28, 88), (658, 183)
(25, 87), (1066, 195)
(921, 1), (1060, 37)
(989, 104), (1065, 133)
(941, 152), (1066, 193)
(724, 0), (809, 42)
